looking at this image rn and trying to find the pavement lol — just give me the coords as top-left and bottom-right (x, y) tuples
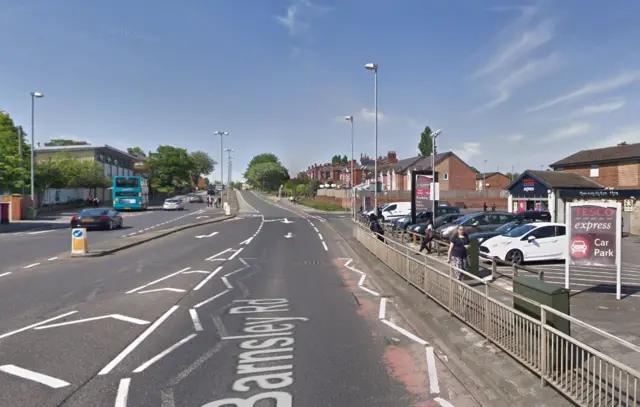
(0, 190), (484, 407)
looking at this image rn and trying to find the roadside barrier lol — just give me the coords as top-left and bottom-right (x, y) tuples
(353, 219), (640, 406)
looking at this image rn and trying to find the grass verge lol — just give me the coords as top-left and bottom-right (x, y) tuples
(298, 199), (345, 212)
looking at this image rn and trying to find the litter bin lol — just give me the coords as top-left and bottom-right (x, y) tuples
(467, 238), (480, 275)
(26, 206), (38, 220)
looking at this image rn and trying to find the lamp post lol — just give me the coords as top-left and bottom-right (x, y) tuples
(365, 62), (378, 211)
(225, 148), (233, 188)
(344, 115), (355, 217)
(30, 91), (44, 205)
(484, 159), (488, 198)
(431, 129), (442, 215)
(214, 131), (229, 195)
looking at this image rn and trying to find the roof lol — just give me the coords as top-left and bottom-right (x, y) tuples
(507, 170), (603, 190)
(379, 152), (452, 174)
(476, 172), (507, 180)
(35, 144), (141, 161)
(550, 142), (640, 167)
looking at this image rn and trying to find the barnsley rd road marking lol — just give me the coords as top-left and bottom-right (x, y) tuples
(35, 314), (150, 330)
(189, 309), (203, 331)
(138, 288), (186, 294)
(114, 378), (131, 407)
(193, 266), (223, 291)
(0, 365), (70, 389)
(126, 267), (191, 294)
(133, 333), (198, 373)
(99, 306), (180, 375)
(0, 311), (78, 340)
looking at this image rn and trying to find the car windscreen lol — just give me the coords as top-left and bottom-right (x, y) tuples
(496, 221), (520, 233)
(503, 224), (536, 238)
(165, 200), (179, 203)
(80, 209), (110, 217)
(454, 213), (475, 224)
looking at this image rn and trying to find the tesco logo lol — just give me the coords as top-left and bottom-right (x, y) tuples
(575, 207), (616, 217)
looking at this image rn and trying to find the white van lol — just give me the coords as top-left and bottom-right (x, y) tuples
(379, 202), (411, 221)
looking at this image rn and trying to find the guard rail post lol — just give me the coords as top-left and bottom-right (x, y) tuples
(512, 263), (519, 277)
(448, 263), (454, 315)
(491, 257), (497, 280)
(540, 307), (548, 387)
(484, 283), (490, 340)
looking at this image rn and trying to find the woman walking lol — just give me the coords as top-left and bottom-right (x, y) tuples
(447, 225), (470, 280)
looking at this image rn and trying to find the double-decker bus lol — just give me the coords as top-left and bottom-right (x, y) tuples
(112, 176), (149, 211)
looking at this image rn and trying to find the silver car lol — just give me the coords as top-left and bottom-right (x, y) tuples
(163, 199), (184, 211)
(436, 212), (516, 240)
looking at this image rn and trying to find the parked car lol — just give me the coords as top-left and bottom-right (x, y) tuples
(515, 210), (551, 222)
(411, 213), (465, 236)
(70, 208), (123, 230)
(480, 222), (567, 264)
(188, 194), (204, 203)
(392, 211), (431, 230)
(469, 220), (532, 244)
(435, 211), (517, 240)
(163, 198), (185, 211)
(378, 202), (411, 222)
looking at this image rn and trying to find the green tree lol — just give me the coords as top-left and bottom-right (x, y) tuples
(147, 146), (194, 193)
(418, 126), (434, 157)
(342, 155), (348, 164)
(34, 154), (78, 206)
(127, 146), (146, 157)
(72, 160), (111, 192)
(295, 183), (307, 197)
(189, 151), (216, 186)
(0, 111), (31, 193)
(204, 177), (210, 185)
(244, 154), (289, 191)
(245, 153), (281, 170)
(44, 139), (89, 147)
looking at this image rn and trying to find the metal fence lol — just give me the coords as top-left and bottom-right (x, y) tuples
(353, 221), (640, 406)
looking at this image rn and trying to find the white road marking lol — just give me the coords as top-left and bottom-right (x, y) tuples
(228, 248), (243, 260)
(0, 272), (11, 278)
(114, 378), (131, 407)
(220, 332), (294, 340)
(0, 310), (78, 339)
(309, 222), (315, 227)
(193, 266), (223, 291)
(126, 267), (191, 294)
(138, 288), (186, 294)
(206, 248), (232, 261)
(284, 232), (293, 239)
(23, 263), (40, 269)
(434, 397), (455, 407)
(322, 241), (328, 251)
(426, 347), (440, 394)
(381, 319), (428, 345)
(195, 231), (219, 239)
(313, 227), (319, 233)
(221, 276), (233, 289)
(182, 270), (210, 275)
(99, 306), (180, 375)
(133, 333), (198, 373)
(47, 256), (58, 261)
(35, 314), (149, 330)
(239, 237), (254, 245)
(193, 290), (230, 309)
(379, 298), (387, 320)
(318, 233), (324, 240)
(189, 309), (203, 331)
(0, 365), (70, 389)
(360, 286), (380, 296)
(357, 275), (366, 286)
(27, 230), (55, 235)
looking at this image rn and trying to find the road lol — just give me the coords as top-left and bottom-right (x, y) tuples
(0, 201), (219, 272)
(0, 191), (475, 407)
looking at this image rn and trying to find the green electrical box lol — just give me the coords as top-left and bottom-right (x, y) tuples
(467, 238), (480, 276)
(513, 275), (571, 336)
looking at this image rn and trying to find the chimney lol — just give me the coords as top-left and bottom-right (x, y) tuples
(388, 151), (397, 163)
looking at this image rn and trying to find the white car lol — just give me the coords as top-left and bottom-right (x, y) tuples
(163, 199), (184, 211)
(480, 222), (566, 265)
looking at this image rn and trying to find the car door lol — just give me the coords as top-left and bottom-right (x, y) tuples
(521, 226), (556, 261)
(466, 214), (489, 234)
(553, 226), (567, 259)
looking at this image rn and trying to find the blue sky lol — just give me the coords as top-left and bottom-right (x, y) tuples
(3, 0), (640, 181)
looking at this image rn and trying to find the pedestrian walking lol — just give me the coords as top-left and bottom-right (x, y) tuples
(447, 225), (470, 280)
(419, 219), (434, 253)
(491, 202), (496, 212)
(483, 202), (488, 212)
(369, 213), (385, 243)
(93, 197), (100, 208)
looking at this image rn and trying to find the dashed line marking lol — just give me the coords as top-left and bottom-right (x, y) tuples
(47, 257), (58, 261)
(322, 242), (328, 251)
(0, 272), (11, 278)
(0, 365), (70, 389)
(434, 397), (455, 407)
(23, 263), (40, 269)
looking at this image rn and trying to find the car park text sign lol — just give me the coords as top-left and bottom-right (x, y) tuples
(565, 202), (622, 299)
(415, 174), (433, 211)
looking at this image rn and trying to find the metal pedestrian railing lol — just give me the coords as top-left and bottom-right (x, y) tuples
(353, 220), (640, 406)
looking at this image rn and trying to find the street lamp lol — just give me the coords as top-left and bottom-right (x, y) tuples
(364, 62), (378, 211)
(30, 91), (44, 205)
(344, 115), (355, 218)
(214, 131), (229, 194)
(484, 159), (488, 198)
(431, 129), (442, 215)
(225, 148), (234, 188)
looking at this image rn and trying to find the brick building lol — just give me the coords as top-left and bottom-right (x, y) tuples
(550, 142), (640, 189)
(306, 152), (397, 188)
(476, 172), (511, 191)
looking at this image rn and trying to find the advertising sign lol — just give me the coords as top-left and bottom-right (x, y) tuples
(410, 170), (439, 225)
(518, 200), (526, 213)
(415, 174), (433, 212)
(565, 202), (622, 299)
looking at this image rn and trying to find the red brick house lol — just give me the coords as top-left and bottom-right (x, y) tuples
(476, 172), (511, 191)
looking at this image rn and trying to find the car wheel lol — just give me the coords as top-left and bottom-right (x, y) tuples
(506, 249), (524, 265)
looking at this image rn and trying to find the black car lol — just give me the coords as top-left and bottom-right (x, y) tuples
(515, 210), (551, 222)
(469, 219), (532, 244)
(70, 208), (123, 230)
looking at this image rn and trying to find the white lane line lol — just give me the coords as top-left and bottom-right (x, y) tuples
(47, 257), (58, 261)
(240, 237), (254, 245)
(194, 290), (230, 309)
(35, 314), (149, 330)
(27, 230), (55, 235)
(189, 309), (203, 331)
(138, 288), (186, 294)
(379, 298), (387, 320)
(426, 347), (440, 394)
(309, 222), (315, 227)
(381, 319), (428, 345)
(206, 248), (232, 261)
(133, 333), (198, 373)
(183, 270), (210, 275)
(221, 276), (233, 289)
(0, 365), (70, 389)
(318, 233), (324, 240)
(99, 306), (179, 375)
(228, 248), (244, 260)
(0, 311), (78, 340)
(114, 377), (131, 407)
(23, 263), (40, 269)
(193, 266), (223, 291)
(322, 242), (328, 251)
(357, 274), (366, 286)
(360, 286), (380, 296)
(0, 272), (11, 278)
(313, 228), (319, 233)
(434, 397), (455, 407)
(126, 267), (191, 294)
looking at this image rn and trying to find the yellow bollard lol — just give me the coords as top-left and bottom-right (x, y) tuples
(71, 228), (88, 255)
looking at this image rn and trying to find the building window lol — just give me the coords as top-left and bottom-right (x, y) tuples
(590, 166), (599, 177)
(97, 154), (104, 162)
(443, 173), (449, 181)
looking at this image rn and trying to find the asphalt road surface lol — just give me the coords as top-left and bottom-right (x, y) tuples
(0, 201), (217, 272)
(0, 191), (474, 407)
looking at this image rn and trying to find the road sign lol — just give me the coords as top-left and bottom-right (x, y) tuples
(71, 228), (88, 255)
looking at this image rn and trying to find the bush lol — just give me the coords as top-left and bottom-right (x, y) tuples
(298, 199), (344, 212)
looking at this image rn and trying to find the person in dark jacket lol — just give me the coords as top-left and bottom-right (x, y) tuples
(418, 219), (434, 253)
(447, 225), (470, 280)
(369, 213), (385, 243)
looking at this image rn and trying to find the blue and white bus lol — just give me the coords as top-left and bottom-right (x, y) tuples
(112, 176), (149, 211)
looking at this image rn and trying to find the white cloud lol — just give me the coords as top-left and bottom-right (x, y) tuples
(359, 107), (388, 123)
(591, 125), (640, 149)
(276, 0), (331, 38)
(541, 122), (592, 142)
(452, 142), (482, 162)
(568, 98), (625, 118)
(500, 134), (525, 142)
(528, 71), (640, 112)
